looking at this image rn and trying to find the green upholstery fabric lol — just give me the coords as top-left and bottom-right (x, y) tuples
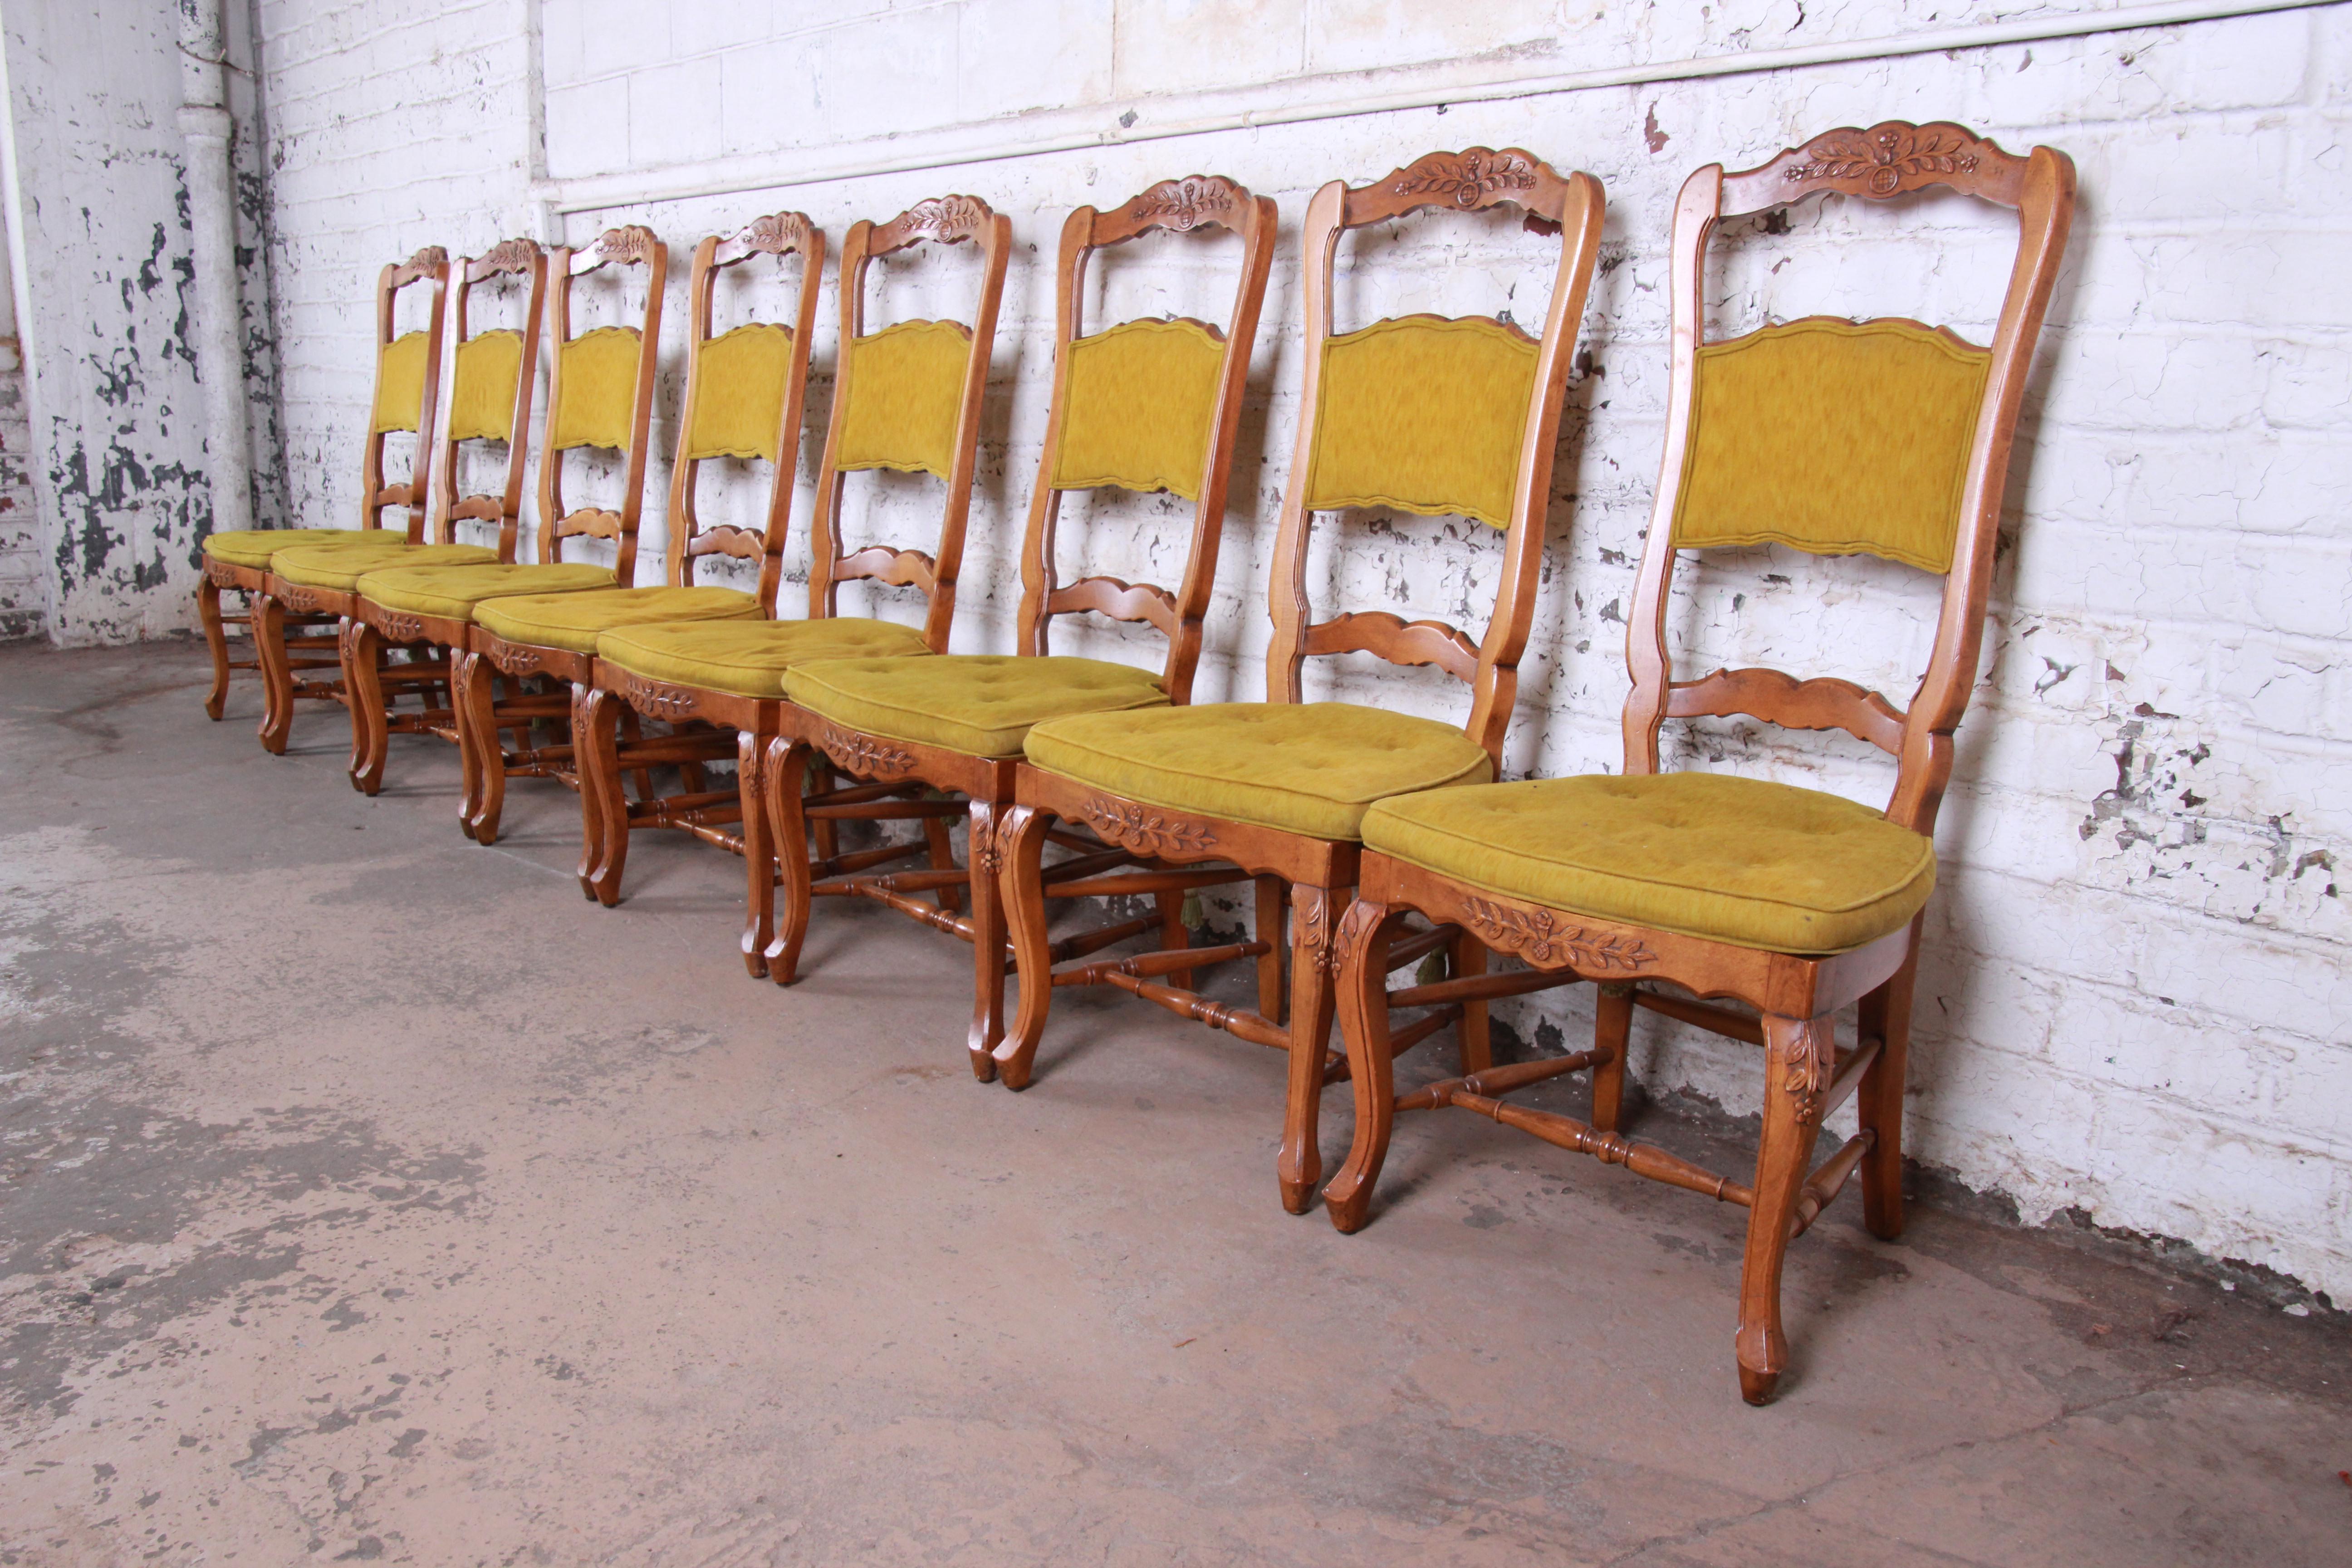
(1673, 318), (1991, 573)
(1362, 771), (1936, 955)
(203, 529), (387, 571)
(596, 618), (934, 699)
(786, 655), (1168, 759)
(358, 562), (617, 621)
(1023, 702), (1492, 841)
(472, 586), (760, 654)
(272, 541), (497, 591)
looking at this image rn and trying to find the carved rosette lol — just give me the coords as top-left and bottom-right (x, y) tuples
(1127, 176), (1241, 233)
(621, 672), (698, 721)
(1079, 799), (1218, 858)
(818, 725), (917, 780)
(1783, 122), (1986, 196)
(1458, 897), (1654, 972)
(1390, 147), (1539, 208)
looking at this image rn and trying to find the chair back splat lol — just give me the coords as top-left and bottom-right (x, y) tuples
(1627, 122), (2076, 836)
(810, 195), (1013, 650)
(363, 246), (450, 540)
(1269, 149), (1606, 764)
(1016, 176), (1277, 701)
(430, 239), (549, 562)
(538, 225), (667, 580)
(667, 212), (826, 610)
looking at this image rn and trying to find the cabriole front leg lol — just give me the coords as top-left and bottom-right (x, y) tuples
(736, 729), (774, 977)
(254, 592), (295, 754)
(1278, 883), (1341, 1215)
(198, 576), (232, 720)
(991, 804), (1057, 1090)
(575, 684), (628, 905)
(759, 737), (813, 986)
(965, 801), (1005, 1082)
(341, 618), (391, 794)
(1737, 1013), (1833, 1405)
(1322, 899), (1400, 1233)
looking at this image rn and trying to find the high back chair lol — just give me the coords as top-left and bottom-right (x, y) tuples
(1319, 122), (2076, 1405)
(992, 149), (1606, 1213)
(339, 233), (666, 802)
(212, 245), (451, 748)
(580, 193), (1010, 976)
(760, 175), (1276, 1081)
(468, 211), (825, 854)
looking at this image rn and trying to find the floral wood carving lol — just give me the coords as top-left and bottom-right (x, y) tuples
(1295, 893), (1344, 975)
(475, 238), (541, 274)
(336, 618), (365, 662)
(1778, 1030), (1830, 1122)
(588, 225), (661, 268)
(1125, 176), (1243, 233)
(377, 612), (426, 642)
(818, 725), (917, 779)
(1079, 799), (1219, 857)
(486, 641), (549, 676)
(738, 211), (816, 257)
(875, 196), (990, 251)
(392, 245), (449, 286)
(1782, 122), (1988, 196)
(1389, 147), (1539, 208)
(621, 673), (698, 721)
(284, 584), (337, 613)
(1459, 898), (1655, 972)
(971, 814), (1005, 875)
(204, 559), (240, 587)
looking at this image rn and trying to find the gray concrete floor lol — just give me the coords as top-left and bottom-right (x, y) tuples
(1, 638), (2347, 1567)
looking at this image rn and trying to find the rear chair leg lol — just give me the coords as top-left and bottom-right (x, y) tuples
(1449, 927), (1490, 1074)
(1858, 924), (1920, 1241)
(1278, 883), (1341, 1215)
(1591, 981), (1635, 1132)
(198, 577), (232, 720)
(1254, 876), (1287, 1024)
(1322, 900), (1400, 1233)
(991, 805), (1056, 1090)
(1738, 1013), (1832, 1406)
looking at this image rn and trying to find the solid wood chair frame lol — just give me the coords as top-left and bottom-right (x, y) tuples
(578, 195), (1009, 974)
(535, 212), (823, 881)
(1318, 122), (2078, 1405)
(228, 246), (447, 750)
(759, 176), (1277, 1082)
(451, 226), (674, 843)
(991, 150), (1607, 1213)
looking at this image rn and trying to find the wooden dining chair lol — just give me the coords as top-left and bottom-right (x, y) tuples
(462, 211), (825, 849)
(992, 150), (1606, 1212)
(209, 246), (451, 745)
(760, 175), (1276, 1079)
(1319, 123), (2076, 1405)
(337, 230), (664, 799)
(578, 193), (1011, 973)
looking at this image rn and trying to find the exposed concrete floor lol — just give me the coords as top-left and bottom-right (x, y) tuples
(0, 637), (2347, 1567)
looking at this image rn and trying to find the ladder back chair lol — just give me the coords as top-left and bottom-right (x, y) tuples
(762, 175), (1276, 1080)
(580, 194), (1010, 975)
(1320, 122), (2076, 1405)
(994, 150), (1607, 1212)
(339, 232), (662, 801)
(217, 246), (451, 747)
(475, 211), (824, 861)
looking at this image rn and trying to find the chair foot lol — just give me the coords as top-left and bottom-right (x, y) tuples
(1737, 1357), (1781, 1407)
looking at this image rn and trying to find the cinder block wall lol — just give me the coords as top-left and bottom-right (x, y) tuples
(252, 1), (2352, 1300)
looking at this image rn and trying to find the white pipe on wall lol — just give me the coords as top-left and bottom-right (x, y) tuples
(176, 0), (254, 538)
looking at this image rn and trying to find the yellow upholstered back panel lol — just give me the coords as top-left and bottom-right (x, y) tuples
(1673, 318), (1991, 573)
(1303, 316), (1540, 529)
(683, 323), (794, 462)
(1050, 318), (1225, 500)
(549, 326), (642, 451)
(446, 330), (524, 443)
(371, 332), (431, 433)
(833, 319), (972, 478)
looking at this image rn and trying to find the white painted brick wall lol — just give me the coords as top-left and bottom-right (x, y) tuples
(255, 1), (2352, 1302)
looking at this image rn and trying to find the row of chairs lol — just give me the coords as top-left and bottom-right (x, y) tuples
(195, 123), (2075, 1403)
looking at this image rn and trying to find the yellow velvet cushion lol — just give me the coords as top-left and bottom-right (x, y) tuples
(786, 655), (1168, 759)
(271, 541), (498, 591)
(447, 330), (525, 442)
(371, 332), (432, 433)
(203, 529), (387, 571)
(1673, 318), (1991, 573)
(1024, 702), (1493, 842)
(1362, 772), (1936, 955)
(358, 562), (617, 621)
(549, 326), (642, 451)
(684, 323), (793, 462)
(1052, 319), (1224, 500)
(596, 618), (934, 699)
(473, 586), (761, 654)
(1303, 315), (1540, 529)
(833, 319), (971, 478)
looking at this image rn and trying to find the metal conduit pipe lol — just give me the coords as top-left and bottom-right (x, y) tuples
(176, 0), (254, 538)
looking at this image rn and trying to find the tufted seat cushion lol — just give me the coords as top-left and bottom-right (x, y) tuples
(1023, 702), (1491, 841)
(271, 540), (498, 591)
(203, 529), (390, 570)
(1363, 771), (1936, 954)
(596, 618), (934, 699)
(786, 655), (1168, 759)
(357, 563), (617, 622)
(473, 586), (761, 654)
